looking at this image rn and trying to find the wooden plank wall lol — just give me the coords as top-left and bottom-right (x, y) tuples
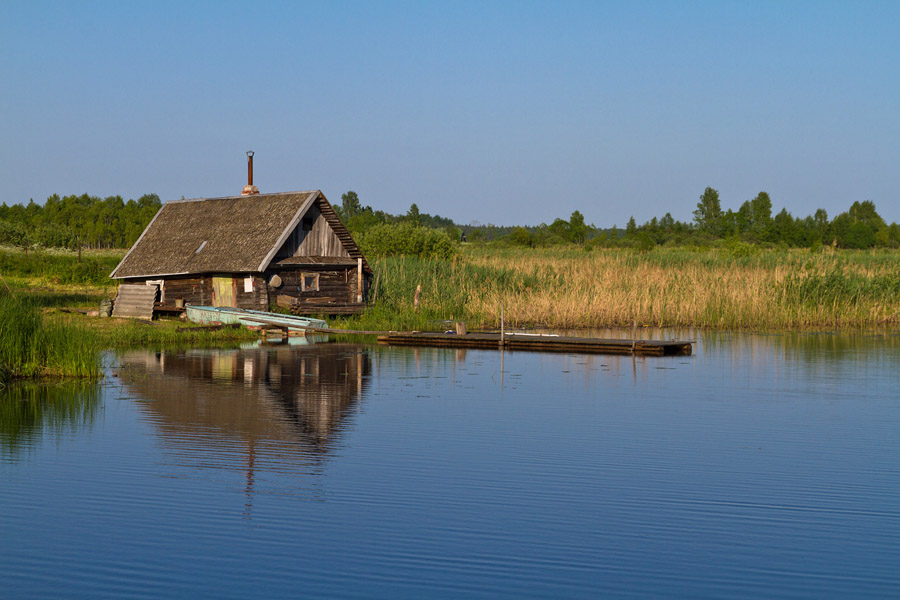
(118, 274), (270, 310)
(161, 276), (211, 306)
(126, 274), (269, 309)
(274, 205), (351, 259)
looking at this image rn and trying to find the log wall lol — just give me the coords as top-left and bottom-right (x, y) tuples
(265, 267), (357, 306)
(120, 267), (371, 312)
(233, 275), (269, 310)
(122, 274), (269, 310)
(162, 276), (211, 306)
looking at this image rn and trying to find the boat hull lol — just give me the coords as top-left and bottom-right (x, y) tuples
(185, 306), (327, 332)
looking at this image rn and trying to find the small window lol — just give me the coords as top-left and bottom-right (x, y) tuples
(302, 217), (314, 231)
(301, 273), (319, 292)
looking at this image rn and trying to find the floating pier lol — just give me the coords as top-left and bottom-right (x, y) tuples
(376, 332), (692, 356)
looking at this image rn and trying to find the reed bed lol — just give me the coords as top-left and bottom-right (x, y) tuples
(341, 247), (900, 331)
(0, 285), (256, 383)
(0, 290), (102, 383)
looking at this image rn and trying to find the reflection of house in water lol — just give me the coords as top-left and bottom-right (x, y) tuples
(119, 343), (371, 465)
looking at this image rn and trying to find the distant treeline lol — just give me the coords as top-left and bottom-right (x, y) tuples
(338, 187), (900, 252)
(334, 191), (457, 232)
(2, 187), (898, 255)
(0, 194), (161, 251)
(639, 188), (900, 250)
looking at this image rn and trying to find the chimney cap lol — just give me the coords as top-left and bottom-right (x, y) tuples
(242, 151), (259, 195)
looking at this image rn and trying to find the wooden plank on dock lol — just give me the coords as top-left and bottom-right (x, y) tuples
(376, 332), (692, 357)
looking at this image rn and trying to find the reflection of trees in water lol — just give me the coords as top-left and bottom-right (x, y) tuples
(702, 331), (900, 373)
(0, 381), (101, 458)
(119, 344), (371, 461)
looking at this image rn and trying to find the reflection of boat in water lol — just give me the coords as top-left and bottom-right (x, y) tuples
(118, 343), (370, 459)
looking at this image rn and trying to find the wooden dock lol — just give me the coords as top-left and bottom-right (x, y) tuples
(376, 332), (692, 356)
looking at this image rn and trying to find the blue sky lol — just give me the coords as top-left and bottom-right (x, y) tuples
(1, 1), (898, 227)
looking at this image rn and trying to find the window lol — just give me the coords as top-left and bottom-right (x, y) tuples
(302, 217), (314, 231)
(301, 273), (319, 292)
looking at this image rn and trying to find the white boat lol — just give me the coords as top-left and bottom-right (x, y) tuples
(185, 305), (327, 333)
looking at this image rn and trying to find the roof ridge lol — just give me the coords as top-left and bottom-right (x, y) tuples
(167, 190), (320, 204)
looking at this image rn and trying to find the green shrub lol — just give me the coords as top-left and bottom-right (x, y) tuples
(357, 222), (457, 259)
(634, 232), (655, 253)
(726, 238), (760, 258)
(508, 227), (534, 247)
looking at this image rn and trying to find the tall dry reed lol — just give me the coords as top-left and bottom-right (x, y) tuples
(343, 247), (900, 330)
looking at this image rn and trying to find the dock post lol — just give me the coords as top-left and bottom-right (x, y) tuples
(631, 319), (637, 354)
(500, 304), (505, 347)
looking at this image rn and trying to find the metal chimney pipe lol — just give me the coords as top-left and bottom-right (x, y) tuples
(242, 150), (259, 195)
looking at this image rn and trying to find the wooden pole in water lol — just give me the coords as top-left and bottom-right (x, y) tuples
(500, 304), (505, 347)
(500, 343), (505, 390)
(414, 284), (421, 312)
(631, 318), (637, 353)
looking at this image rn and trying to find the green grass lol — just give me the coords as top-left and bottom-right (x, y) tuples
(0, 289), (102, 384)
(92, 318), (258, 349)
(0, 247), (122, 287)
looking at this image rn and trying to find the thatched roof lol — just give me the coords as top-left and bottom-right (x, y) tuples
(111, 191), (368, 279)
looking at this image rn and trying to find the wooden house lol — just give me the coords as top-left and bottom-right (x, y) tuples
(110, 190), (373, 317)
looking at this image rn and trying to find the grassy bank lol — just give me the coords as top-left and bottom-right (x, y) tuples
(1, 295), (258, 384)
(78, 313), (258, 348)
(3, 245), (898, 384)
(0, 246), (257, 383)
(338, 247), (900, 330)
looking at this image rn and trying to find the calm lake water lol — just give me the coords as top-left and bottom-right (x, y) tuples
(2, 332), (899, 598)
